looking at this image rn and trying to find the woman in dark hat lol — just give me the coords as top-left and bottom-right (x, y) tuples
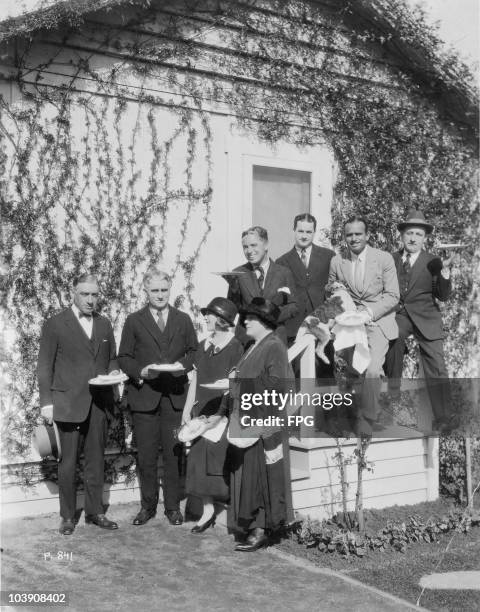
(227, 297), (294, 551)
(182, 297), (243, 533)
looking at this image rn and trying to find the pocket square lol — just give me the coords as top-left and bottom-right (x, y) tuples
(102, 339), (108, 342)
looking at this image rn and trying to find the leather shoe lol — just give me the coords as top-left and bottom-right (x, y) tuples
(85, 513), (118, 530)
(133, 508), (156, 526)
(190, 515), (215, 534)
(59, 518), (75, 535)
(164, 509), (183, 525)
(235, 528), (268, 552)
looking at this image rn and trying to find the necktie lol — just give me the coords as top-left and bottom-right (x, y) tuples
(403, 252), (412, 274)
(207, 344), (220, 357)
(79, 312), (92, 319)
(300, 248), (307, 268)
(157, 310), (165, 332)
(256, 267), (264, 293)
(354, 258), (363, 293)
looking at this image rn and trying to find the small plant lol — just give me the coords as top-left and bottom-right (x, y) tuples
(293, 509), (480, 558)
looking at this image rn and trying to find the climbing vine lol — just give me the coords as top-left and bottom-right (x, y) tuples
(0, 0), (478, 479)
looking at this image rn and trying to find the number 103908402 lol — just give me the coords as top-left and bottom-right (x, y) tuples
(1, 591), (69, 606)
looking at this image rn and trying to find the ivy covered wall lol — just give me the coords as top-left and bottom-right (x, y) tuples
(0, 0), (478, 465)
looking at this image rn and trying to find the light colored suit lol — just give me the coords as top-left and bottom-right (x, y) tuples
(329, 246), (400, 420)
(328, 246), (399, 340)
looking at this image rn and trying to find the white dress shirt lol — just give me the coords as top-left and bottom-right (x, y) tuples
(150, 305), (169, 328)
(254, 257), (270, 288)
(72, 304), (93, 339)
(350, 245), (368, 287)
(402, 250), (421, 266)
(295, 244), (312, 268)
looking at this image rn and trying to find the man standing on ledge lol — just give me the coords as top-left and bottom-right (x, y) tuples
(329, 215), (399, 427)
(384, 210), (457, 431)
(276, 213), (335, 374)
(118, 268), (197, 526)
(225, 226), (298, 345)
(37, 273), (119, 535)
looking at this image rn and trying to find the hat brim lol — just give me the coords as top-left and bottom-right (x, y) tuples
(397, 220), (433, 234)
(33, 422), (62, 460)
(239, 307), (278, 329)
(200, 307), (235, 327)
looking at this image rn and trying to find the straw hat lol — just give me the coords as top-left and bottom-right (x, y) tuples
(33, 422), (62, 460)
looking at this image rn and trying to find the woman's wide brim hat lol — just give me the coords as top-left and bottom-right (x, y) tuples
(397, 209), (434, 234)
(33, 421), (62, 461)
(239, 297), (280, 329)
(200, 297), (238, 326)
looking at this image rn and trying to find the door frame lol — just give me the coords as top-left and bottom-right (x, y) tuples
(225, 131), (335, 268)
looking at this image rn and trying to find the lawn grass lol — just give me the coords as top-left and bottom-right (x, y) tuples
(277, 498), (480, 611)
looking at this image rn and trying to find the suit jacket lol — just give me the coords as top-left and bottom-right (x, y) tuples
(393, 250), (451, 340)
(37, 308), (117, 423)
(276, 244), (335, 338)
(227, 259), (298, 343)
(117, 305), (198, 412)
(328, 246), (400, 340)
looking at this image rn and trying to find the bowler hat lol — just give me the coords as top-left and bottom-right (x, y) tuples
(201, 297), (238, 326)
(33, 421), (62, 461)
(397, 209), (433, 234)
(239, 297), (280, 329)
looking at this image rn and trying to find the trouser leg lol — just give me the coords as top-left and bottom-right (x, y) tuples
(159, 399), (183, 512)
(132, 409), (162, 512)
(82, 404), (107, 515)
(384, 314), (413, 393)
(362, 325), (389, 420)
(56, 422), (81, 520)
(416, 333), (451, 421)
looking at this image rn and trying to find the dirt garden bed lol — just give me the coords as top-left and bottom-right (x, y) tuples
(277, 497), (480, 611)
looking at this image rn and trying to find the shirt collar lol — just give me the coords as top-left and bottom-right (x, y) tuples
(351, 245), (368, 261)
(402, 249), (421, 263)
(72, 304), (93, 319)
(295, 244), (312, 256)
(150, 305), (169, 319)
(204, 331), (234, 352)
(253, 256), (270, 272)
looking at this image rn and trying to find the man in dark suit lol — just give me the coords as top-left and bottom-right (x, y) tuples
(384, 210), (457, 429)
(37, 274), (119, 535)
(276, 213), (335, 377)
(225, 226), (298, 345)
(118, 267), (198, 526)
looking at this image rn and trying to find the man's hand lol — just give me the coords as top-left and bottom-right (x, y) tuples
(170, 361), (186, 377)
(356, 307), (372, 325)
(109, 369), (122, 376)
(140, 365), (158, 379)
(220, 274), (239, 292)
(442, 251), (459, 270)
(41, 405), (53, 424)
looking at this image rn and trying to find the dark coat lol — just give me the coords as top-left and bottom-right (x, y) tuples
(117, 305), (198, 412)
(393, 250), (451, 340)
(276, 244), (335, 339)
(227, 259), (298, 343)
(228, 332), (294, 438)
(37, 308), (117, 423)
